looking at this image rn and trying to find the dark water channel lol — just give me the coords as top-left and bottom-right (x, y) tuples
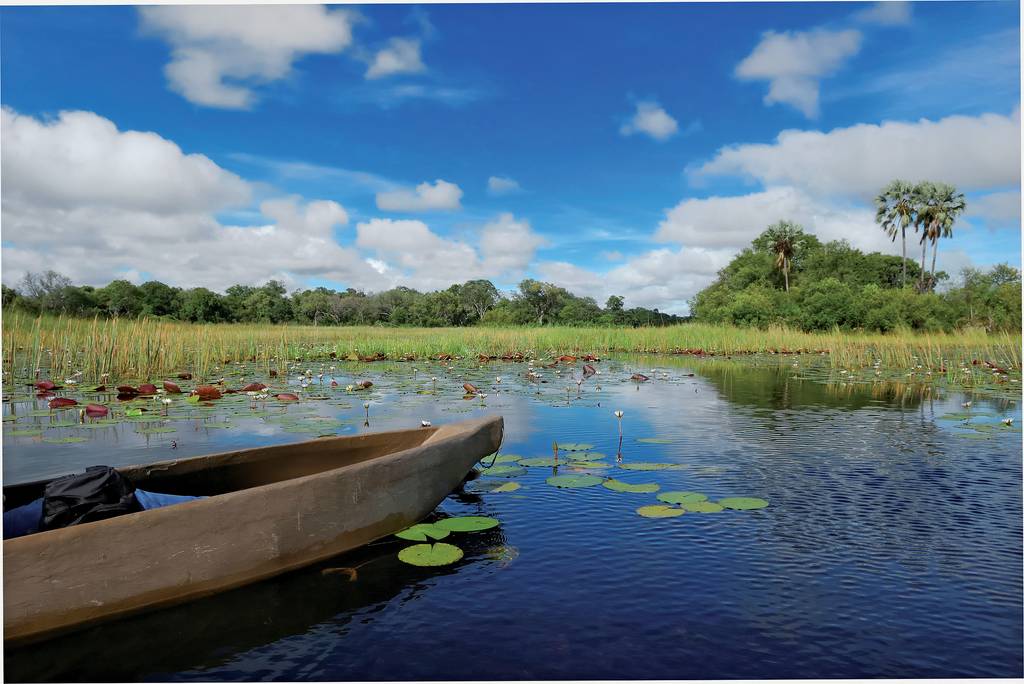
(3, 355), (1022, 680)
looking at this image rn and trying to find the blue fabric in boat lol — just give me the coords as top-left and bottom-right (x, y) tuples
(4, 489), (203, 539)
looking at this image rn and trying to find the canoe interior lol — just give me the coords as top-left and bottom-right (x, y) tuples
(3, 425), (441, 510)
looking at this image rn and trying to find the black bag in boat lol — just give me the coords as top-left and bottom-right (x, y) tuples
(41, 466), (142, 531)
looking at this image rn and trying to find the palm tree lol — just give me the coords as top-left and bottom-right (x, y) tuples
(914, 182), (967, 290)
(874, 180), (916, 288)
(761, 220), (806, 292)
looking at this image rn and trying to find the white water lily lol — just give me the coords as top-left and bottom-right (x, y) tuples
(421, 420), (432, 427)
(495, 377), (502, 383)
(614, 410), (624, 418)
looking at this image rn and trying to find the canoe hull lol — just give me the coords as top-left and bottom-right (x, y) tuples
(4, 415), (502, 645)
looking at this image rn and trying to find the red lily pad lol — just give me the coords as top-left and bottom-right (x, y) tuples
(137, 383), (158, 395)
(163, 380), (182, 393)
(241, 382), (267, 392)
(85, 404), (109, 417)
(194, 385), (222, 400)
(117, 385), (139, 396)
(276, 393), (300, 401)
(48, 397), (78, 409)
(35, 380), (56, 390)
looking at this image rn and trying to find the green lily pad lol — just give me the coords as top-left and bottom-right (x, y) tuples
(398, 542), (464, 567)
(556, 442), (593, 451)
(519, 457), (560, 467)
(42, 436), (88, 444)
(619, 462), (686, 471)
(8, 428), (43, 437)
(125, 408), (143, 417)
(491, 454), (523, 463)
(682, 501), (724, 513)
(435, 516), (500, 532)
(657, 491), (707, 505)
(395, 523), (451, 542)
(637, 505), (685, 518)
(637, 438), (673, 444)
(478, 464), (527, 477)
(567, 451), (607, 461)
(547, 474), (603, 488)
(493, 482), (522, 493)
(719, 497), (769, 510)
(602, 479), (659, 493)
(954, 432), (994, 439)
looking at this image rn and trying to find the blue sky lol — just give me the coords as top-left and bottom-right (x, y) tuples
(1, 1), (1019, 313)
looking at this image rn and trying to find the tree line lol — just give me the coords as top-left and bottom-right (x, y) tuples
(1, 274), (684, 328)
(690, 222), (1020, 332)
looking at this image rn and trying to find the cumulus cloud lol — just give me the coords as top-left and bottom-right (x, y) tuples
(376, 179), (463, 212)
(735, 29), (862, 117)
(0, 108), (387, 291)
(538, 246), (735, 314)
(487, 176), (521, 196)
(694, 110), (1022, 198)
(620, 101), (679, 141)
(966, 190), (1022, 229)
(365, 37), (426, 79)
(654, 187), (893, 254)
(355, 213), (545, 291)
(854, 1), (912, 26)
(139, 5), (355, 108)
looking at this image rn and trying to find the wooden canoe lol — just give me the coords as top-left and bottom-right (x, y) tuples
(3, 414), (503, 645)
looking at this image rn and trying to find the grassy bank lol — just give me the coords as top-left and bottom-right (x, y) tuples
(2, 310), (1019, 382)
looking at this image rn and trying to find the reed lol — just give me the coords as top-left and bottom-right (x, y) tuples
(2, 310), (1019, 383)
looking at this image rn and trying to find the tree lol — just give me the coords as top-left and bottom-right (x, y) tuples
(605, 295), (624, 312)
(138, 281), (181, 317)
(874, 180), (916, 287)
(97, 280), (144, 318)
(757, 221), (806, 292)
(460, 280), (500, 321)
(178, 288), (229, 322)
(516, 279), (568, 325)
(19, 270), (73, 312)
(914, 182), (966, 290)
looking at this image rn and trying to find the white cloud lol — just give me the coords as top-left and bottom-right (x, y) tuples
(854, 1), (912, 26)
(0, 108), (387, 292)
(139, 5), (354, 108)
(487, 176), (521, 196)
(694, 110), (1022, 198)
(355, 213), (544, 291)
(1, 107), (250, 214)
(654, 186), (894, 255)
(365, 38), (426, 79)
(479, 213), (548, 275)
(966, 190), (1021, 229)
(735, 29), (862, 117)
(602, 250), (624, 261)
(620, 101), (679, 141)
(375, 179), (463, 212)
(538, 246), (735, 315)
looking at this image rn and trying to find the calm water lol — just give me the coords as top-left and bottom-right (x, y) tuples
(4, 355), (1022, 680)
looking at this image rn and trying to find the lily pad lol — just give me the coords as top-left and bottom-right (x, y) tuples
(491, 454), (523, 464)
(519, 457), (560, 467)
(619, 462), (687, 471)
(42, 436), (88, 444)
(547, 474), (603, 488)
(556, 442), (594, 451)
(493, 482), (522, 493)
(637, 438), (673, 444)
(395, 523), (451, 542)
(682, 501), (724, 513)
(478, 464), (527, 477)
(8, 428), (43, 437)
(719, 496), (769, 510)
(435, 516), (500, 532)
(567, 451), (607, 461)
(637, 505), (685, 518)
(657, 491), (707, 505)
(398, 542), (464, 567)
(602, 479), (660, 493)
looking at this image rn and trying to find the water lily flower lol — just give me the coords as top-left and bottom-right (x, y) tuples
(421, 420), (432, 427)
(962, 401), (972, 408)
(614, 410), (624, 418)
(346, 385), (354, 392)
(1002, 418), (1014, 426)
(495, 377), (502, 383)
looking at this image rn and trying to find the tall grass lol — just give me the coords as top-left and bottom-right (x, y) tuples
(2, 310), (1019, 382)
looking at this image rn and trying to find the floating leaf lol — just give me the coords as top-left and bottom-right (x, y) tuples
(556, 442), (594, 451)
(276, 393), (300, 401)
(195, 385), (222, 401)
(241, 382), (266, 392)
(519, 457), (560, 467)
(492, 454), (523, 463)
(683, 501), (724, 513)
(567, 451), (606, 461)
(48, 397), (78, 409)
(8, 428), (43, 437)
(547, 474), (603, 488)
(478, 464), (526, 477)
(42, 436), (88, 444)
(435, 516), (500, 532)
(85, 404), (109, 417)
(637, 505), (685, 518)
(395, 523), (451, 542)
(719, 497), (769, 510)
(162, 381), (182, 394)
(125, 408), (143, 417)
(493, 482), (521, 493)
(657, 491), (707, 505)
(637, 438), (673, 444)
(398, 542), (464, 567)
(602, 479), (659, 493)
(619, 462), (686, 471)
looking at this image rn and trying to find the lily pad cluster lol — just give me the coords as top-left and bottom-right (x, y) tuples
(395, 515), (500, 567)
